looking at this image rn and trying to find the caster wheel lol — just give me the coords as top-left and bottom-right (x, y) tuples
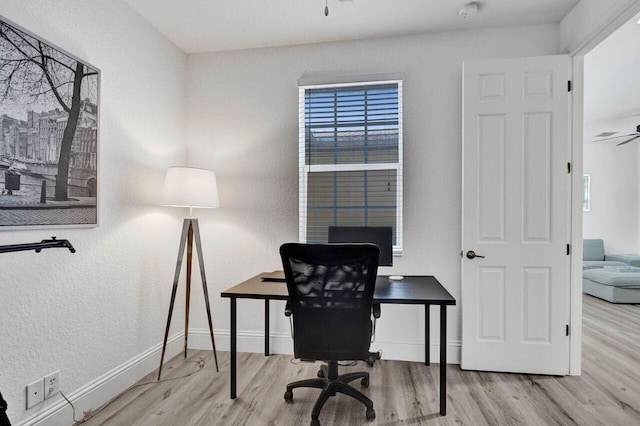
(284, 389), (293, 402)
(366, 357), (375, 367)
(366, 408), (376, 421)
(310, 419), (320, 426)
(317, 369), (324, 378)
(361, 376), (370, 388)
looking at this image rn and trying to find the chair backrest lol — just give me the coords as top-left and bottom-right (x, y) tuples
(583, 239), (605, 261)
(280, 243), (379, 361)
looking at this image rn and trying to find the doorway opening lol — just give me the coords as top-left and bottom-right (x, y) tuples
(579, 10), (640, 382)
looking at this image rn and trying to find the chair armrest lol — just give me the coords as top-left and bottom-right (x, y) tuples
(372, 302), (381, 319)
(284, 301), (293, 338)
(371, 303), (381, 343)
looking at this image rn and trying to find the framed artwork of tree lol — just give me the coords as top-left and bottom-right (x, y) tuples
(0, 16), (99, 229)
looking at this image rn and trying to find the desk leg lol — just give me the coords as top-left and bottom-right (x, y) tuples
(425, 304), (430, 366)
(439, 305), (447, 416)
(231, 297), (237, 399)
(265, 299), (270, 356)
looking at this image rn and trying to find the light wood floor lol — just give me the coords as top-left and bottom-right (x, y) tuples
(83, 295), (640, 425)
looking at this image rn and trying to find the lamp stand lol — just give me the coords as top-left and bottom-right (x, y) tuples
(158, 218), (219, 380)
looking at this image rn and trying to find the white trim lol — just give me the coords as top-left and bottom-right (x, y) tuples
(567, 1), (640, 56)
(298, 73), (405, 88)
(17, 334), (184, 426)
(396, 80), (404, 254)
(187, 328), (461, 365)
(569, 55), (585, 377)
(298, 86), (307, 243)
(303, 163), (399, 173)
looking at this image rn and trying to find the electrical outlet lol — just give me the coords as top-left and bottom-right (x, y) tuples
(26, 379), (44, 409)
(44, 371), (60, 400)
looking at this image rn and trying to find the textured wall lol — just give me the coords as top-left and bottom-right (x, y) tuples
(0, 1), (187, 423)
(185, 25), (561, 357)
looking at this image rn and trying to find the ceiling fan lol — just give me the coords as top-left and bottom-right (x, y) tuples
(323, 0), (353, 16)
(593, 124), (640, 146)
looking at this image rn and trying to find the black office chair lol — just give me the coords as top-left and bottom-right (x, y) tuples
(279, 243), (380, 426)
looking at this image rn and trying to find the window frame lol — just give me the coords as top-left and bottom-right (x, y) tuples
(298, 79), (403, 254)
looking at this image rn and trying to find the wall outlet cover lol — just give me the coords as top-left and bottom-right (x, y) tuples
(44, 370), (60, 400)
(26, 379), (44, 409)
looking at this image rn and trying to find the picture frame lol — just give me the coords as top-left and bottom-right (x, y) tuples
(0, 15), (100, 229)
(583, 174), (591, 212)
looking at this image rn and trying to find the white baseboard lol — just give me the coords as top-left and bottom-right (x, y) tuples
(18, 329), (460, 426)
(187, 328), (462, 364)
(17, 334), (184, 426)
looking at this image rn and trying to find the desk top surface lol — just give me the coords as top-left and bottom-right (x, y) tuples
(221, 271), (456, 305)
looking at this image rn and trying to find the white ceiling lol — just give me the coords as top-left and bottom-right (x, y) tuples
(584, 12), (640, 142)
(125, 0), (579, 54)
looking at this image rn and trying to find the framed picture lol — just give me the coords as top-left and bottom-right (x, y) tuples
(583, 174), (591, 212)
(0, 16), (99, 229)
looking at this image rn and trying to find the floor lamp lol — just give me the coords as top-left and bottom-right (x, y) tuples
(158, 166), (220, 380)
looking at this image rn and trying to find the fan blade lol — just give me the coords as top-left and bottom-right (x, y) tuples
(616, 135), (640, 146)
(593, 133), (637, 143)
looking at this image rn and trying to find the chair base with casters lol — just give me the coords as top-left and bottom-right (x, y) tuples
(284, 360), (375, 426)
(366, 350), (382, 367)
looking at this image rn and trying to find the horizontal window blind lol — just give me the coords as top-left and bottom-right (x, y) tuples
(299, 81), (403, 252)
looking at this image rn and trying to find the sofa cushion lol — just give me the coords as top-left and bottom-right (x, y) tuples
(604, 254), (640, 267)
(582, 267), (640, 288)
(583, 279), (640, 303)
(583, 261), (627, 270)
(583, 239), (605, 261)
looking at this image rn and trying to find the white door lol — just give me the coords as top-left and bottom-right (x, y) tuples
(461, 55), (571, 375)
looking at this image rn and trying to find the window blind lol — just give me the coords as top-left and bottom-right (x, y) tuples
(298, 81), (403, 252)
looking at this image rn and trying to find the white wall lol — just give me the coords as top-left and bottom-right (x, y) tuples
(185, 25), (561, 363)
(0, 1), (188, 424)
(583, 143), (639, 253)
(581, 10), (640, 255)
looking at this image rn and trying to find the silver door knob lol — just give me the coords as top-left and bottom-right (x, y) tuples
(466, 250), (485, 259)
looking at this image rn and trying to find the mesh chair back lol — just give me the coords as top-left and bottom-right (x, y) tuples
(280, 243), (379, 361)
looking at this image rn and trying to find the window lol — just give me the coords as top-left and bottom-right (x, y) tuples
(298, 80), (403, 253)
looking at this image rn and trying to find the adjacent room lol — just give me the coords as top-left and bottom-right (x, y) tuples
(582, 11), (640, 298)
(1, 1), (640, 425)
(580, 8), (640, 409)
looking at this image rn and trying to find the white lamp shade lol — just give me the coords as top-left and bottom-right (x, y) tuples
(162, 167), (220, 209)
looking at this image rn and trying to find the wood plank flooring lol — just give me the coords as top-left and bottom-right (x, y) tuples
(82, 295), (640, 425)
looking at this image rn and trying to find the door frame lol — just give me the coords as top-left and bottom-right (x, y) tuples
(568, 1), (640, 375)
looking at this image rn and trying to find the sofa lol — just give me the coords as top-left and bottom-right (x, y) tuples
(583, 239), (640, 303)
(583, 266), (640, 303)
(582, 239), (636, 270)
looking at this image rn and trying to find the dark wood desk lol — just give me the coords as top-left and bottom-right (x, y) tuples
(221, 272), (456, 415)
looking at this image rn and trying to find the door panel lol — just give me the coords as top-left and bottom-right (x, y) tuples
(478, 267), (506, 341)
(462, 55), (571, 375)
(478, 115), (506, 241)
